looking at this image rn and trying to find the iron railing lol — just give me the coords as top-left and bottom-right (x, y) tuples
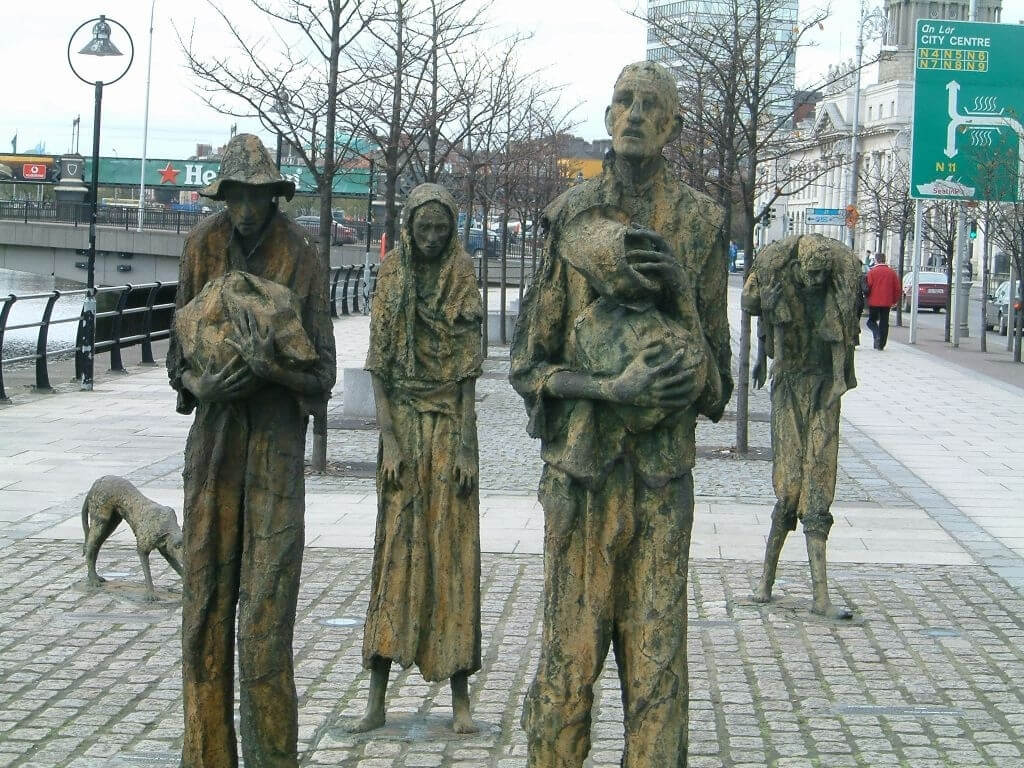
(0, 282), (176, 402)
(329, 264), (379, 317)
(0, 266), (380, 402)
(0, 200), (207, 234)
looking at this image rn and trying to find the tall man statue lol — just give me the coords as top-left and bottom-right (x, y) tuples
(742, 234), (859, 620)
(167, 134), (336, 767)
(510, 61), (732, 768)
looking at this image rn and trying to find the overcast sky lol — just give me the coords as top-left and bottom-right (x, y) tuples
(5, 0), (1024, 160)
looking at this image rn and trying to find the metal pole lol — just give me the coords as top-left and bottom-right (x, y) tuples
(276, 132), (283, 169)
(363, 159), (374, 314)
(981, 212), (990, 351)
(910, 199), (922, 343)
(83, 80), (103, 391)
(847, 0), (866, 251)
(1010, 261), (1018, 351)
(953, 209), (964, 346)
(137, 0), (155, 231)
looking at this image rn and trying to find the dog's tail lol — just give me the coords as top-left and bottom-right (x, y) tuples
(81, 490), (91, 554)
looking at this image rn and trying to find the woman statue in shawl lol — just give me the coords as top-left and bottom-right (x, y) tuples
(350, 183), (483, 734)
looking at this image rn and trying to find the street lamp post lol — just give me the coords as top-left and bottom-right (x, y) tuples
(137, 0), (157, 231)
(68, 15), (134, 391)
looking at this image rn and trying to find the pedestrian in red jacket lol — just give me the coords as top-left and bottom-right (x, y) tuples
(865, 253), (902, 350)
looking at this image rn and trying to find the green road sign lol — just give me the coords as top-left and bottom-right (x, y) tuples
(911, 19), (1024, 203)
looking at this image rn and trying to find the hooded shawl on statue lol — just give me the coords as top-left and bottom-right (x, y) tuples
(361, 183), (483, 682)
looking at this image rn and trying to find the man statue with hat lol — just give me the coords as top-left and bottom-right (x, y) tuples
(166, 134), (336, 767)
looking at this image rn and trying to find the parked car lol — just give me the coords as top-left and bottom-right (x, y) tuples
(734, 250), (746, 271)
(295, 214), (358, 245)
(902, 271), (948, 312)
(985, 279), (1022, 335)
(467, 226), (500, 258)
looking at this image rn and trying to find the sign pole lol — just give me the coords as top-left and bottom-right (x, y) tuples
(953, 208), (964, 346)
(910, 199), (922, 344)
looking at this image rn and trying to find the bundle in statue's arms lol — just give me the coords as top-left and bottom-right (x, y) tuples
(175, 271), (317, 393)
(565, 206), (709, 432)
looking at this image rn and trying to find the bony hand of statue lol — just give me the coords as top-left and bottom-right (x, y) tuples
(623, 228), (681, 293)
(226, 309), (277, 379)
(183, 353), (253, 402)
(379, 431), (404, 489)
(453, 444), (477, 497)
(609, 342), (704, 410)
(824, 380), (847, 408)
(762, 282), (785, 314)
(752, 357), (767, 390)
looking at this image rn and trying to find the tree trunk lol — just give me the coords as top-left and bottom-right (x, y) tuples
(383, 0), (405, 247)
(944, 243), (954, 342)
(735, 202), (755, 454)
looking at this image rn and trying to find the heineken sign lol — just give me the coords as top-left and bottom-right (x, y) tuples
(81, 156), (369, 196)
(911, 19), (1024, 202)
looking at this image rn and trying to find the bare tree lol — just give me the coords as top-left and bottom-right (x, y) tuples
(640, 0), (843, 452)
(179, 0), (380, 265)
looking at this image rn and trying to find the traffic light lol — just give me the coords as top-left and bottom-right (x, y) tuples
(765, 206), (776, 226)
(969, 220), (978, 240)
(787, 214), (794, 234)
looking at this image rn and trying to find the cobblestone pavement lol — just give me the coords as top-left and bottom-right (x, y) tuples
(4, 284), (1024, 767)
(2, 543), (1023, 768)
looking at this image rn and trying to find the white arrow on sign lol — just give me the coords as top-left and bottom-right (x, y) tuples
(942, 80), (1024, 198)
(945, 80), (1024, 159)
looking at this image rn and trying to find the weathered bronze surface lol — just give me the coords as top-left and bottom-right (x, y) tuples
(742, 233), (860, 620)
(166, 134), (336, 768)
(81, 475), (184, 602)
(351, 183), (483, 735)
(510, 61), (733, 767)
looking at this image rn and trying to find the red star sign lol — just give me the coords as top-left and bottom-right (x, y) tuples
(157, 162), (179, 184)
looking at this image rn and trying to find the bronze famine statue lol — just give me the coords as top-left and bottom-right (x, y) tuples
(350, 183), (483, 735)
(81, 475), (184, 602)
(742, 233), (860, 620)
(166, 133), (336, 768)
(510, 61), (733, 768)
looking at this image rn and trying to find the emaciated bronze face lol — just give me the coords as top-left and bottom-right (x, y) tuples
(411, 201), (452, 262)
(222, 183), (275, 240)
(604, 63), (681, 161)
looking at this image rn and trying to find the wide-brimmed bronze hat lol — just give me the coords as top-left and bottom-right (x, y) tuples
(199, 133), (296, 201)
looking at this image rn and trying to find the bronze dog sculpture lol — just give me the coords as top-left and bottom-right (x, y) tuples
(81, 476), (185, 601)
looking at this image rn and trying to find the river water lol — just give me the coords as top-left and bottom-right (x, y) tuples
(1, 269), (85, 366)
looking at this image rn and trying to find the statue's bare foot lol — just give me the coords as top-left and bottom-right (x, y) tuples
(452, 711), (478, 734)
(752, 581), (773, 603)
(87, 573), (106, 586)
(345, 711), (386, 733)
(811, 601), (853, 620)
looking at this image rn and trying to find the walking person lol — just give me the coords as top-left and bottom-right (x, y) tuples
(864, 252), (902, 350)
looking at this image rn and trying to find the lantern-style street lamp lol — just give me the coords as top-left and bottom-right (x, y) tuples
(68, 15), (134, 390)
